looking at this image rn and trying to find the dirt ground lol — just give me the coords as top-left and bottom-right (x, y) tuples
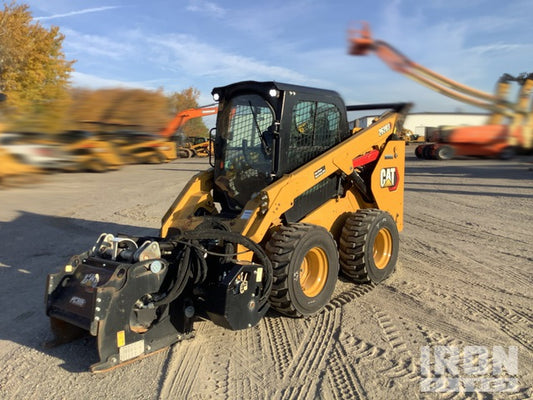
(0, 148), (531, 400)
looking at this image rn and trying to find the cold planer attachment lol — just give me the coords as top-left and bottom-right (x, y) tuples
(45, 229), (272, 372)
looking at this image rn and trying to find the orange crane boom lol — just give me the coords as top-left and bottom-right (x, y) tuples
(349, 23), (533, 157)
(349, 23), (518, 118)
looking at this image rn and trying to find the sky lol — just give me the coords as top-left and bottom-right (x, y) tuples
(21, 0), (533, 117)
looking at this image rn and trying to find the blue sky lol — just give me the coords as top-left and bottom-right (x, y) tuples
(23, 0), (533, 114)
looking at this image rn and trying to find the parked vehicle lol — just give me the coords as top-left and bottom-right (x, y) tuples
(0, 133), (76, 171)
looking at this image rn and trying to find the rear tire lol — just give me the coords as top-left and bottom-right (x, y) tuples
(339, 209), (399, 284)
(265, 224), (339, 317)
(499, 146), (516, 160)
(421, 145), (433, 159)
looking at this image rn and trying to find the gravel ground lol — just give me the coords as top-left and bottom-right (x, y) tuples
(0, 148), (532, 399)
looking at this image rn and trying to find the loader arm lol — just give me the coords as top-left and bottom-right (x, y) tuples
(237, 104), (409, 244)
(161, 102), (410, 245)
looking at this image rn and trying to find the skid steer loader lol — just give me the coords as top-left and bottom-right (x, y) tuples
(45, 81), (411, 372)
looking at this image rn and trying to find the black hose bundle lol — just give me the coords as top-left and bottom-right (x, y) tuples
(181, 229), (273, 309)
(155, 229), (273, 310)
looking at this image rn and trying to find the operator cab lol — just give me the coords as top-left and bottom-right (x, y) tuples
(211, 81), (349, 215)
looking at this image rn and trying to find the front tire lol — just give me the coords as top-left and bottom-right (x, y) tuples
(339, 209), (399, 284)
(265, 224), (339, 317)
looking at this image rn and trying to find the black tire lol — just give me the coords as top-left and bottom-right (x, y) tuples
(339, 209), (399, 284)
(499, 146), (516, 160)
(265, 223), (339, 317)
(422, 145), (433, 159)
(435, 145), (455, 160)
(415, 145), (424, 159)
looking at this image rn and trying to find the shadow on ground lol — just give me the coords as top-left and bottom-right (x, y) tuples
(0, 211), (158, 372)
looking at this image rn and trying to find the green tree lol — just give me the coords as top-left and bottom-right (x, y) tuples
(167, 87), (209, 138)
(0, 1), (74, 132)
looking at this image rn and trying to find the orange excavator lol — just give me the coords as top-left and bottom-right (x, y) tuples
(159, 104), (218, 158)
(349, 23), (533, 159)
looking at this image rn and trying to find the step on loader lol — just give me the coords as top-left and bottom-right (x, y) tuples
(45, 81), (411, 372)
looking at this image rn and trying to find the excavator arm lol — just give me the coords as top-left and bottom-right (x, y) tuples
(159, 104), (218, 138)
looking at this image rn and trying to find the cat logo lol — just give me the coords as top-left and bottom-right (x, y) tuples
(380, 167), (399, 191)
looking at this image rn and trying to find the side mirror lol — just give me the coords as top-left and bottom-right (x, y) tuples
(0, 93), (6, 102)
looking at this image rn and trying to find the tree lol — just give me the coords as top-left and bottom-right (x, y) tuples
(67, 87), (170, 133)
(0, 2), (74, 131)
(167, 87), (209, 137)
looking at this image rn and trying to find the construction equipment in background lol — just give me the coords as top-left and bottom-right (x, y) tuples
(0, 147), (42, 187)
(159, 104), (218, 158)
(52, 130), (123, 172)
(105, 131), (177, 164)
(349, 23), (533, 159)
(45, 81), (411, 372)
(0, 132), (76, 172)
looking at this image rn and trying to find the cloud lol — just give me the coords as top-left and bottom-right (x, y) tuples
(34, 6), (120, 21)
(61, 28), (133, 60)
(143, 32), (310, 84)
(186, 0), (226, 18)
(70, 71), (164, 90)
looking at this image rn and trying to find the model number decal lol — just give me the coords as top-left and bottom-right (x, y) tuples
(69, 296), (86, 307)
(378, 123), (392, 136)
(314, 166), (326, 179)
(81, 273), (99, 288)
(380, 167), (399, 191)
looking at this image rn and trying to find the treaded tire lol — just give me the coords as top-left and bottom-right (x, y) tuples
(339, 209), (399, 284)
(421, 145), (434, 159)
(265, 223), (339, 317)
(415, 145), (424, 159)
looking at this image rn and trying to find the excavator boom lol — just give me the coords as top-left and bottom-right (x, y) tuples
(159, 104), (218, 138)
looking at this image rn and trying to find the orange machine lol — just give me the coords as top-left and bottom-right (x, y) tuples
(159, 104), (217, 157)
(349, 23), (533, 159)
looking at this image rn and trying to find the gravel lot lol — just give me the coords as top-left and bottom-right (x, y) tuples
(1, 148), (532, 399)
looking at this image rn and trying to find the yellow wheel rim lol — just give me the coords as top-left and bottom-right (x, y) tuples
(373, 228), (393, 270)
(299, 247), (328, 297)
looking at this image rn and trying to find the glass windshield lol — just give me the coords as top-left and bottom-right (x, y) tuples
(215, 93), (274, 210)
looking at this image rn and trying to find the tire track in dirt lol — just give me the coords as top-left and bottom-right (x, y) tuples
(225, 326), (271, 399)
(406, 212), (530, 247)
(157, 280), (377, 399)
(401, 244), (529, 297)
(458, 298), (533, 353)
(157, 322), (225, 399)
(271, 307), (341, 399)
(394, 269), (533, 352)
(371, 306), (419, 383)
(323, 332), (385, 400)
(326, 282), (376, 310)
(158, 341), (204, 399)
(261, 316), (299, 382)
